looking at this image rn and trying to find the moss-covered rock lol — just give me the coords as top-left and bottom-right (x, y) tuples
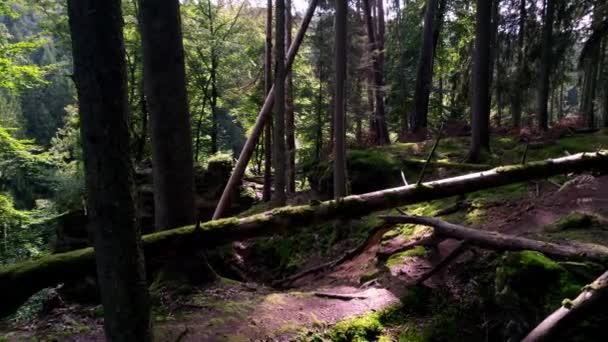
(328, 306), (410, 342)
(551, 211), (602, 231)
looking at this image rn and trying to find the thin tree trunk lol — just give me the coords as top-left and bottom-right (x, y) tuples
(263, 0), (273, 202)
(469, 0), (492, 162)
(315, 66), (324, 163)
(412, 0), (440, 134)
(285, 0), (296, 194)
(273, 0), (287, 206)
(67, 0), (151, 339)
(334, 0), (348, 198)
(140, 0), (196, 230)
(511, 0), (526, 128)
(537, 0), (555, 131)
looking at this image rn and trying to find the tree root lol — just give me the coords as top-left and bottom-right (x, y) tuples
(413, 240), (469, 285)
(312, 292), (368, 300)
(273, 225), (391, 288)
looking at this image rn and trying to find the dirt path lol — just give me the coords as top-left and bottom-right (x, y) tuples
(3, 175), (608, 341)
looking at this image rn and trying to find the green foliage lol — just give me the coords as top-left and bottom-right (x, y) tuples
(551, 211), (601, 231)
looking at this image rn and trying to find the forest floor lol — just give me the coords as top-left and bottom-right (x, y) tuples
(1, 132), (608, 341)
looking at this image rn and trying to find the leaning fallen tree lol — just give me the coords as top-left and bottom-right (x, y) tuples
(522, 270), (608, 342)
(381, 215), (608, 264)
(0, 150), (606, 317)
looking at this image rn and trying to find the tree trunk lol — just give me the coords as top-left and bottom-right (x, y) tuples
(334, 0), (348, 198)
(363, 0), (389, 145)
(2, 150), (607, 318)
(412, 0), (440, 134)
(140, 0), (196, 230)
(523, 270), (608, 342)
(285, 0), (296, 194)
(67, 0), (151, 340)
(273, 0), (287, 206)
(537, 0), (555, 131)
(511, 0), (526, 128)
(469, 0), (492, 162)
(263, 0), (273, 202)
(212, 0), (319, 219)
(315, 65), (324, 163)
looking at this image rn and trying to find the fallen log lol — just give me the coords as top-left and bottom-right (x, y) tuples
(522, 270), (608, 342)
(0, 150), (606, 318)
(381, 215), (608, 264)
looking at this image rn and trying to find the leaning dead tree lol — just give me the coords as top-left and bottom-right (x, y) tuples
(0, 151), (606, 317)
(523, 270), (608, 342)
(213, 0), (319, 219)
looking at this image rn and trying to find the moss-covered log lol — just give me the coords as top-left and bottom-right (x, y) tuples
(1, 150), (606, 318)
(381, 215), (608, 264)
(522, 270), (608, 342)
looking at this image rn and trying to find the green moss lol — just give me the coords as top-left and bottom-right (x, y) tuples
(271, 205), (316, 222)
(329, 306), (409, 342)
(386, 246), (428, 267)
(551, 212), (601, 231)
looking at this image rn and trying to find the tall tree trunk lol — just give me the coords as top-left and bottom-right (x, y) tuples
(285, 0), (296, 194)
(411, 0), (440, 134)
(511, 0), (526, 128)
(469, 0), (492, 162)
(273, 0), (287, 206)
(580, 4), (603, 129)
(140, 0), (196, 230)
(67, 0), (151, 340)
(362, 0), (389, 145)
(334, 0), (348, 198)
(536, 0), (555, 131)
(263, 0), (273, 202)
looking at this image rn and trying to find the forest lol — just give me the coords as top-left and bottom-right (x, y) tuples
(0, 0), (607, 340)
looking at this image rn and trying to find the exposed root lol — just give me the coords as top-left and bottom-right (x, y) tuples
(312, 292), (368, 300)
(414, 241), (469, 285)
(273, 225), (391, 288)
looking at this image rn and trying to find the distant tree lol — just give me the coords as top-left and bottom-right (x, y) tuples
(67, 0), (151, 339)
(411, 0), (440, 135)
(536, 0), (555, 131)
(333, 0), (347, 198)
(285, 0), (296, 194)
(263, 0), (273, 202)
(139, 0), (196, 230)
(510, 0), (526, 128)
(273, 0), (286, 206)
(469, 0), (492, 162)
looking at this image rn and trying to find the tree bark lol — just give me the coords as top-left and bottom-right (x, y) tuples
(381, 215), (608, 264)
(469, 0), (492, 162)
(285, 0), (296, 194)
(273, 0), (287, 206)
(2, 151), (607, 319)
(263, 0), (273, 202)
(140, 0), (196, 230)
(67, 0), (151, 340)
(523, 270), (608, 342)
(537, 0), (555, 131)
(334, 0), (348, 198)
(212, 0), (319, 219)
(412, 0), (440, 134)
